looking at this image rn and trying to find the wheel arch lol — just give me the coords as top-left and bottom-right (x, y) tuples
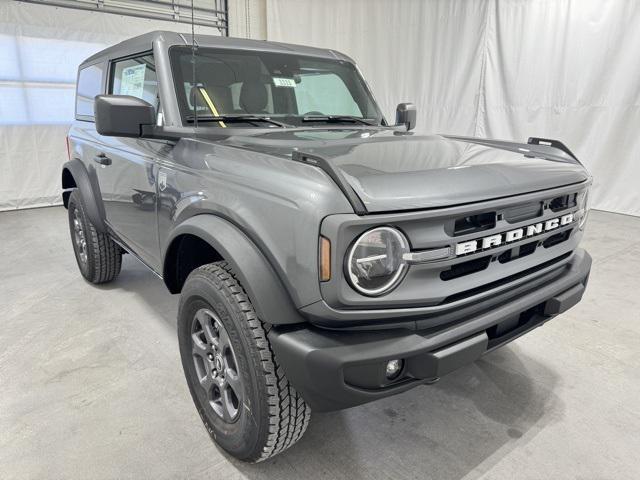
(163, 215), (305, 326)
(61, 159), (107, 233)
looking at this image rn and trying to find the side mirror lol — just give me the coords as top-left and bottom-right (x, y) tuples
(395, 103), (417, 131)
(94, 95), (155, 137)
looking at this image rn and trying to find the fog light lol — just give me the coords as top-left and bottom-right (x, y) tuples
(385, 359), (403, 379)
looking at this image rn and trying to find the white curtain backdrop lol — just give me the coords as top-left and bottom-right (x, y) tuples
(267, 0), (640, 217)
(0, 1), (219, 211)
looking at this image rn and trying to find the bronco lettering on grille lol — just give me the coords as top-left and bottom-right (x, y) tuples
(455, 213), (574, 256)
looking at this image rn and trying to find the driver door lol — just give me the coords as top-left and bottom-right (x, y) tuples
(93, 52), (162, 270)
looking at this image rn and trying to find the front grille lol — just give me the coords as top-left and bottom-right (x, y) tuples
(445, 190), (578, 241)
(451, 212), (496, 236)
(498, 240), (538, 264)
(503, 202), (542, 223)
(441, 251), (572, 304)
(431, 186), (583, 306)
(543, 229), (573, 248)
(440, 255), (491, 281)
(442, 223), (574, 280)
(324, 183), (586, 311)
(549, 193), (577, 212)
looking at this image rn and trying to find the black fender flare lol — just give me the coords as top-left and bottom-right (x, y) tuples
(164, 215), (305, 326)
(62, 159), (107, 233)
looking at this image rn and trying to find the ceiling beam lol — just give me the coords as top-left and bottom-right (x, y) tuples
(16, 0), (228, 34)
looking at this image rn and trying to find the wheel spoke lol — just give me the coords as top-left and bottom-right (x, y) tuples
(217, 322), (231, 352)
(203, 323), (218, 347)
(193, 355), (213, 389)
(191, 331), (213, 386)
(194, 310), (215, 346)
(222, 384), (239, 420)
(200, 372), (214, 391)
(191, 334), (209, 356)
(210, 383), (223, 414)
(194, 309), (207, 326)
(225, 368), (242, 396)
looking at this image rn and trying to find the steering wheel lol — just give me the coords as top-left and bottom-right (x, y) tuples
(302, 111), (325, 116)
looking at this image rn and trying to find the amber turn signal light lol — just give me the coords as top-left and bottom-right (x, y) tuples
(319, 236), (331, 282)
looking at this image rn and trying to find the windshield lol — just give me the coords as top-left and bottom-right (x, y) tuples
(169, 46), (384, 127)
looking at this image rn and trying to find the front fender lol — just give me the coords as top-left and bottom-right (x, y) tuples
(164, 215), (305, 326)
(62, 159), (107, 232)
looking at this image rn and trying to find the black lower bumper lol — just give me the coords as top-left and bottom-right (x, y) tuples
(269, 249), (591, 412)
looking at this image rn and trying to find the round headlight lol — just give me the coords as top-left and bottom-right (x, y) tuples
(346, 227), (410, 296)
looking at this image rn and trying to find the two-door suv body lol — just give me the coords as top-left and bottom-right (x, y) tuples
(63, 31), (592, 462)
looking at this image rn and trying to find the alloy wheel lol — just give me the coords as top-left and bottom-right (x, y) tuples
(72, 207), (88, 265)
(191, 308), (243, 422)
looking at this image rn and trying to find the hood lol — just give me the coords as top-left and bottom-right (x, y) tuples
(222, 128), (589, 213)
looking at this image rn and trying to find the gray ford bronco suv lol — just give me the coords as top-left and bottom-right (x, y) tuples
(63, 31), (592, 462)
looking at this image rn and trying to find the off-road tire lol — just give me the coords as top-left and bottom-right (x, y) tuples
(67, 189), (122, 283)
(178, 261), (310, 462)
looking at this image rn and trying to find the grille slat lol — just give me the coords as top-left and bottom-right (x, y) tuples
(503, 202), (542, 223)
(452, 212), (496, 236)
(440, 255), (491, 281)
(441, 252), (572, 304)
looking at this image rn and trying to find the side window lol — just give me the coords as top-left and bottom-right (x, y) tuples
(110, 54), (158, 109)
(294, 73), (361, 116)
(76, 63), (104, 120)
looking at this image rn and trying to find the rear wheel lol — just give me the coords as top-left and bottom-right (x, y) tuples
(67, 189), (122, 283)
(178, 261), (310, 462)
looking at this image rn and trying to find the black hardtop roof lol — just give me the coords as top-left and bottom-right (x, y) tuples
(80, 30), (353, 67)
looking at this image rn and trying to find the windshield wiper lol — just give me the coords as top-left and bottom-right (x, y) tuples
(186, 114), (292, 128)
(301, 115), (375, 126)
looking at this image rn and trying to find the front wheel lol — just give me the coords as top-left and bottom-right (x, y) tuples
(178, 262), (310, 462)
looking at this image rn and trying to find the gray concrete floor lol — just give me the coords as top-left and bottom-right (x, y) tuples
(1, 207), (639, 480)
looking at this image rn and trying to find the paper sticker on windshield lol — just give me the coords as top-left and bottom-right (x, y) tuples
(273, 77), (296, 88)
(120, 64), (146, 98)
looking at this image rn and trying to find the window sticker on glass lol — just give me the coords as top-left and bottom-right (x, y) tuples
(120, 64), (146, 98)
(273, 77), (296, 88)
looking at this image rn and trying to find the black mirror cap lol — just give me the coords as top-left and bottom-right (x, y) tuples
(395, 103), (417, 131)
(94, 95), (155, 138)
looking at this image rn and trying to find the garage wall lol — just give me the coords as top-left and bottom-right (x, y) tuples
(266, 0), (640, 217)
(0, 1), (221, 211)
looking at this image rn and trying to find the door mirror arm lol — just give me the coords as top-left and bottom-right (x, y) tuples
(140, 124), (180, 142)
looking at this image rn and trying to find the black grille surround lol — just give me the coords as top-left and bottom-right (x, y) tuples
(319, 182), (589, 312)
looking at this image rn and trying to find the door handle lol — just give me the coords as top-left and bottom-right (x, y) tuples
(93, 153), (112, 166)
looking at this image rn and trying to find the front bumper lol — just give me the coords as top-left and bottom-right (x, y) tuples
(269, 249), (591, 412)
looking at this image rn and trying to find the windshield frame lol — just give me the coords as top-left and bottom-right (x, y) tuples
(168, 45), (386, 128)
